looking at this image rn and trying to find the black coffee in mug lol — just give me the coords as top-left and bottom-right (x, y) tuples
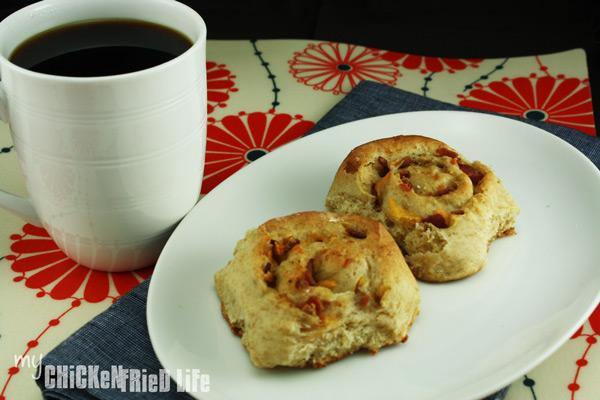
(9, 19), (193, 77)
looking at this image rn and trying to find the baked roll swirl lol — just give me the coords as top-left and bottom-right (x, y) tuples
(214, 211), (420, 368)
(325, 135), (520, 282)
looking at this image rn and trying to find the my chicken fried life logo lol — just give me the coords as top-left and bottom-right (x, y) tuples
(16, 353), (210, 394)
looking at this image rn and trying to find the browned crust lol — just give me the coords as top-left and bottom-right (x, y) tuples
(220, 302), (244, 338)
(342, 135), (453, 171)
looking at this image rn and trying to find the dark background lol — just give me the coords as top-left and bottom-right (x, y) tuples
(2, 0), (599, 131)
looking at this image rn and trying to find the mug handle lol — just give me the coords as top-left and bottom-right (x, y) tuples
(0, 82), (42, 226)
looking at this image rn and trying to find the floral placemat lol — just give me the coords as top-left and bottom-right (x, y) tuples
(0, 39), (596, 399)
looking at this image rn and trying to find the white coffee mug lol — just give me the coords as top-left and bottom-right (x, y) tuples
(0, 0), (207, 271)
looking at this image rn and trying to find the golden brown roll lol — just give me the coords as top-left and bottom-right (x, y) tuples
(214, 211), (420, 368)
(325, 135), (520, 282)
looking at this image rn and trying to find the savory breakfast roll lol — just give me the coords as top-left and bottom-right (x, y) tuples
(325, 135), (520, 282)
(214, 211), (420, 368)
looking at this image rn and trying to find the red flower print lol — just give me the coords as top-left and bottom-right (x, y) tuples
(591, 304), (600, 336)
(207, 61), (237, 114)
(381, 51), (483, 74)
(288, 42), (400, 95)
(203, 110), (315, 193)
(458, 74), (596, 136)
(7, 224), (153, 303)
(572, 303), (600, 339)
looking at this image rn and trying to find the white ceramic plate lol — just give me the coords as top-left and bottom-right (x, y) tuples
(147, 110), (600, 400)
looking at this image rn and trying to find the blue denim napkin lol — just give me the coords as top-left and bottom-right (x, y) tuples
(37, 278), (183, 400)
(37, 80), (599, 400)
(305, 81), (599, 168)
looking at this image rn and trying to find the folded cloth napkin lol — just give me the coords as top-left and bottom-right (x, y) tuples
(37, 278), (182, 400)
(305, 81), (600, 168)
(37, 80), (599, 400)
